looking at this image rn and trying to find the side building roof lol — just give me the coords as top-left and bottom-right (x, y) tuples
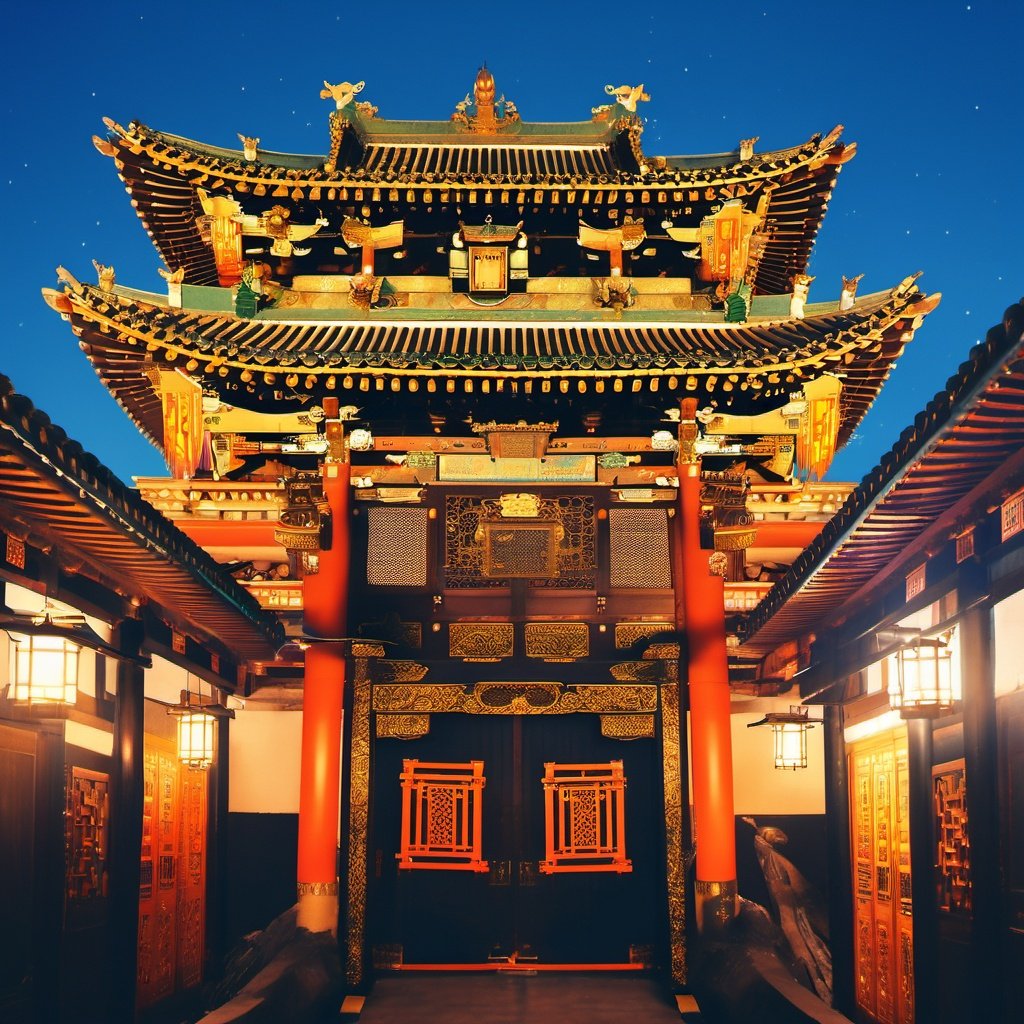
(0, 374), (284, 663)
(739, 301), (1024, 660)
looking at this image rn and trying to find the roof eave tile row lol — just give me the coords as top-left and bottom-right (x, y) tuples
(48, 272), (936, 459)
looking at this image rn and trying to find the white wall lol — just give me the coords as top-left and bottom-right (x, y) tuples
(686, 697), (826, 816)
(228, 710), (303, 813)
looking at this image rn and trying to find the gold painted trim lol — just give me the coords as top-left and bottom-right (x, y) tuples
(373, 682), (657, 715)
(345, 657), (372, 987)
(296, 881), (339, 897)
(661, 681), (687, 987)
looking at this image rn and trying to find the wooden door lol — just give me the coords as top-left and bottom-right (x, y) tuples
(137, 735), (208, 1010)
(849, 729), (914, 1024)
(369, 711), (661, 967)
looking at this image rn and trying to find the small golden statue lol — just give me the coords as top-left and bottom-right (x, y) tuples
(320, 80), (365, 110)
(789, 274), (815, 319)
(92, 260), (115, 292)
(603, 83), (650, 113)
(237, 134), (260, 162)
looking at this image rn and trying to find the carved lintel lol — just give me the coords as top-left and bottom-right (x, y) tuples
(372, 682), (658, 716)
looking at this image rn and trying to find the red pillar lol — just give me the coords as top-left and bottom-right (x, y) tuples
(676, 402), (737, 931)
(296, 448), (350, 932)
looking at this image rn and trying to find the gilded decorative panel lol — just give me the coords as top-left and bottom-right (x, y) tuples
(444, 494), (595, 589)
(373, 682), (658, 716)
(600, 714), (655, 739)
(615, 622), (674, 649)
(525, 622), (589, 659)
(610, 660), (666, 682)
(661, 682), (686, 987)
(449, 622), (514, 659)
(376, 714), (431, 740)
(345, 659), (372, 988)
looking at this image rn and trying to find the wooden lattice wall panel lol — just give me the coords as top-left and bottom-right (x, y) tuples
(849, 731), (914, 1024)
(397, 760), (488, 872)
(366, 507), (429, 586)
(540, 761), (632, 873)
(608, 509), (672, 588)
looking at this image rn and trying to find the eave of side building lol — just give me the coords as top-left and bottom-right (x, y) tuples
(738, 302), (1024, 687)
(0, 374), (284, 665)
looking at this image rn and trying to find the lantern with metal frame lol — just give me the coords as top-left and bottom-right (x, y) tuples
(888, 631), (955, 718)
(9, 631), (81, 704)
(167, 683), (234, 769)
(3, 599), (90, 705)
(747, 705), (820, 770)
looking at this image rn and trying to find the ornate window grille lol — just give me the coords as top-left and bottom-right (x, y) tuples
(540, 761), (632, 873)
(397, 760), (489, 872)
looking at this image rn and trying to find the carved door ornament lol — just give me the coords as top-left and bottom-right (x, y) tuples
(540, 761), (632, 874)
(397, 760), (489, 872)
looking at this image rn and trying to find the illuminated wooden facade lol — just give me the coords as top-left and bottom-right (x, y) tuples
(741, 302), (1024, 1022)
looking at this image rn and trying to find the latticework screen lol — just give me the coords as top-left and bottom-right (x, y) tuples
(366, 507), (429, 586)
(540, 761), (631, 874)
(397, 760), (489, 872)
(608, 508), (672, 588)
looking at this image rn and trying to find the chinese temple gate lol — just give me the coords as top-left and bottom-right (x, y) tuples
(24, 64), (988, 1021)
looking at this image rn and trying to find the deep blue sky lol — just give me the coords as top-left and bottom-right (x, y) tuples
(3, 1), (1021, 485)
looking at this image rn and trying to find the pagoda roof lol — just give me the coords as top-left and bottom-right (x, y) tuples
(95, 108), (850, 294)
(0, 374), (284, 662)
(45, 270), (937, 458)
(738, 302), (1024, 661)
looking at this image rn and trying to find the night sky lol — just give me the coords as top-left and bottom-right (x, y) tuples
(3, 1), (1020, 485)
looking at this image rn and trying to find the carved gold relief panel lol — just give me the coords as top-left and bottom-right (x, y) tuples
(373, 682), (658, 716)
(449, 622), (514, 659)
(525, 622), (589, 659)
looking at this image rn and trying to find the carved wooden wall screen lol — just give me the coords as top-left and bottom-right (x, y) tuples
(849, 730), (913, 1024)
(397, 759), (489, 872)
(540, 761), (632, 874)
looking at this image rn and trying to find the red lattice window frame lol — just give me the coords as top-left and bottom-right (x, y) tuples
(397, 760), (489, 872)
(541, 761), (632, 874)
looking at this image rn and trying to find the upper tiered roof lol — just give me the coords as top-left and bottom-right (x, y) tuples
(94, 70), (852, 293)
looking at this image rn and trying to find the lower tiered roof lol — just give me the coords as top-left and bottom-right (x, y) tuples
(44, 271), (937, 457)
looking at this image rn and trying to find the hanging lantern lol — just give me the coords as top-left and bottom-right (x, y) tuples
(747, 706), (818, 770)
(889, 634), (955, 718)
(10, 633), (80, 704)
(177, 709), (217, 769)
